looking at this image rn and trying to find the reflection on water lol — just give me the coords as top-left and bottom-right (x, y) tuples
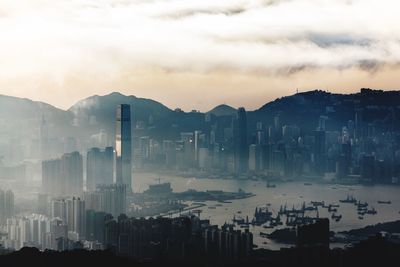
(134, 172), (400, 250)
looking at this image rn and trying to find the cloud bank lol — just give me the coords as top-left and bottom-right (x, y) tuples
(0, 0), (399, 109)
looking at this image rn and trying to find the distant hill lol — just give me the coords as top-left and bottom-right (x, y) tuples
(248, 88), (400, 132)
(68, 92), (173, 137)
(0, 95), (74, 141)
(207, 104), (237, 117)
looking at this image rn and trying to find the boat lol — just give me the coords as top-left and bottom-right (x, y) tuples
(331, 213), (342, 220)
(356, 201), (368, 208)
(340, 195), (357, 204)
(232, 215), (245, 224)
(304, 182), (312, 186)
(208, 206), (216, 209)
(357, 206), (367, 212)
(266, 181), (276, 188)
(377, 200), (391, 204)
(328, 205), (338, 212)
(253, 206), (273, 224)
(218, 200), (232, 204)
(311, 201), (325, 207)
(260, 232), (269, 237)
(262, 224), (274, 229)
(366, 208), (377, 215)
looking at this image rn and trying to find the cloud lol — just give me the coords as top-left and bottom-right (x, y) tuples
(0, 0), (399, 90)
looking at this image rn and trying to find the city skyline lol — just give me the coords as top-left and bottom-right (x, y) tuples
(0, 0), (400, 111)
(1, 1), (400, 265)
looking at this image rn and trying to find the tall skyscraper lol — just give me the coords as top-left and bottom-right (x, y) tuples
(313, 130), (326, 175)
(86, 147), (114, 191)
(116, 104), (132, 192)
(233, 107), (248, 174)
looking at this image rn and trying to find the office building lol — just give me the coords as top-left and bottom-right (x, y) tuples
(116, 104), (132, 192)
(86, 147), (114, 191)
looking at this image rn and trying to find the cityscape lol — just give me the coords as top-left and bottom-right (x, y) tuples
(1, 0), (400, 266)
(0, 88), (400, 266)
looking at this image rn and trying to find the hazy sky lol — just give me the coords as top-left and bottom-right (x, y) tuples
(0, 0), (399, 111)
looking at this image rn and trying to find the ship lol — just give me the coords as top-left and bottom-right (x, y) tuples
(366, 207), (377, 215)
(328, 205), (338, 213)
(377, 200), (391, 204)
(232, 215), (245, 224)
(355, 201), (368, 208)
(266, 181), (276, 188)
(331, 213), (342, 222)
(339, 195), (357, 204)
(311, 201), (325, 207)
(253, 206), (273, 225)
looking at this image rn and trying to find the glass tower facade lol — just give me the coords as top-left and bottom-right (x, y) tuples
(116, 104), (132, 192)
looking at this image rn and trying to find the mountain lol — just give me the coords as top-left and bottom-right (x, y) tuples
(248, 88), (400, 132)
(207, 104), (237, 117)
(68, 92), (173, 137)
(0, 95), (74, 141)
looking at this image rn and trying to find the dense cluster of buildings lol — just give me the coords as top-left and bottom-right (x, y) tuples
(1, 207), (253, 262)
(132, 103), (400, 184)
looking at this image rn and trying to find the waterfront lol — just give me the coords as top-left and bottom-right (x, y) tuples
(134, 172), (400, 250)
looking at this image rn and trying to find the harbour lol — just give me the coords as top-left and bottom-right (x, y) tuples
(133, 172), (400, 250)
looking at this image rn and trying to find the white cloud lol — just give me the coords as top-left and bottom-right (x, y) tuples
(0, 0), (399, 81)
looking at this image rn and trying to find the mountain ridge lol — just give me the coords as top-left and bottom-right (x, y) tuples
(1, 88), (399, 144)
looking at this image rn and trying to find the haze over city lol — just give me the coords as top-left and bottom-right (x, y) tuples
(1, 1), (400, 267)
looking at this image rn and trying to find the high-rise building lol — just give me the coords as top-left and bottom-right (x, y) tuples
(86, 147), (114, 191)
(233, 107), (248, 174)
(86, 210), (107, 243)
(51, 198), (67, 222)
(249, 144), (262, 172)
(62, 152), (83, 196)
(181, 132), (195, 168)
(66, 197), (86, 240)
(5, 214), (51, 250)
(39, 115), (49, 160)
(0, 189), (14, 225)
(313, 130), (326, 175)
(116, 104), (132, 192)
(42, 159), (62, 196)
(47, 218), (68, 250)
(84, 184), (126, 218)
(37, 193), (49, 215)
(42, 152), (83, 197)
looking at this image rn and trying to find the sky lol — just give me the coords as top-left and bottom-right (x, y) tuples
(0, 0), (399, 111)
